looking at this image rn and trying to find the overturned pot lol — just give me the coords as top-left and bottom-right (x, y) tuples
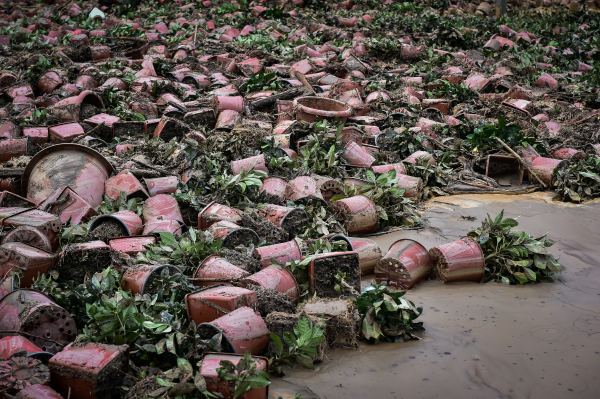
(429, 237), (485, 283)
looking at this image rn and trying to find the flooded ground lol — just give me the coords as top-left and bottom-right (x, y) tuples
(270, 193), (600, 399)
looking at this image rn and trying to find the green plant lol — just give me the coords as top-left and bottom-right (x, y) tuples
(217, 352), (270, 399)
(436, 80), (479, 102)
(97, 191), (144, 216)
(464, 116), (537, 150)
(468, 210), (562, 284)
(25, 56), (52, 83)
(356, 282), (424, 342)
(268, 317), (327, 376)
(245, 72), (284, 93)
(300, 126), (345, 177)
(146, 358), (217, 398)
(554, 156), (600, 202)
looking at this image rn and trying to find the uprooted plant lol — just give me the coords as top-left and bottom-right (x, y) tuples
(97, 191), (144, 216)
(216, 352), (271, 399)
(268, 317), (327, 376)
(356, 282), (425, 343)
(554, 155), (600, 202)
(467, 210), (562, 284)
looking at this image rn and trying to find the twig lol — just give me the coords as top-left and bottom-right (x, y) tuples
(294, 71), (316, 95)
(494, 137), (547, 188)
(193, 21), (199, 45)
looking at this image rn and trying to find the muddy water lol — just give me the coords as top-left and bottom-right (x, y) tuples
(270, 193), (600, 399)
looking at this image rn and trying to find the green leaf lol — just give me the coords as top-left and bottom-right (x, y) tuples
(160, 232), (178, 246)
(177, 358), (193, 374)
(269, 333), (284, 356)
(513, 272), (528, 284)
(523, 267), (537, 281)
(366, 170), (376, 183)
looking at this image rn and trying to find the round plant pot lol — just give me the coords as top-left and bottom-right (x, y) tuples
(375, 239), (432, 289)
(294, 96), (353, 123)
(429, 237), (485, 283)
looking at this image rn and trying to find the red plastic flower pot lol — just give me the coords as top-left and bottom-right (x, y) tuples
(22, 144), (114, 208)
(371, 163), (407, 175)
(0, 120), (20, 139)
(48, 90), (104, 123)
(144, 176), (178, 197)
(529, 157), (565, 187)
(207, 221), (259, 247)
(37, 71), (63, 94)
(198, 307), (270, 355)
(3, 209), (61, 252)
(0, 242), (58, 287)
(48, 342), (129, 399)
(0, 277), (14, 300)
(285, 176), (325, 203)
(403, 150), (436, 165)
(121, 264), (182, 295)
(89, 210), (143, 238)
(47, 123), (85, 144)
(294, 96), (353, 123)
(257, 204), (308, 233)
(253, 240), (302, 268)
(375, 239), (432, 289)
(365, 91), (391, 104)
(308, 251), (361, 297)
(83, 113), (120, 142)
(2, 226), (51, 254)
(214, 109), (242, 131)
(90, 45), (111, 61)
(340, 236), (382, 275)
(108, 236), (156, 256)
(397, 174), (424, 198)
(0, 138), (28, 162)
(0, 357), (51, 396)
(142, 194), (183, 223)
(311, 175), (343, 201)
(22, 127), (48, 146)
(552, 148), (585, 161)
(533, 73), (558, 88)
(193, 255), (251, 287)
(0, 289), (77, 353)
(212, 96), (244, 117)
(104, 170), (149, 201)
(198, 201), (243, 230)
(14, 384), (64, 399)
(200, 353), (269, 399)
(333, 195), (378, 235)
(241, 265), (300, 303)
(0, 336), (53, 363)
(142, 217), (185, 238)
(341, 140), (376, 167)
(38, 187), (98, 226)
(231, 154), (268, 175)
(429, 237), (485, 284)
(185, 286), (257, 325)
(258, 177), (287, 201)
(0, 191), (34, 208)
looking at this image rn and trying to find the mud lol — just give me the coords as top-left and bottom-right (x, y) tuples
(251, 287), (297, 318)
(221, 248), (263, 275)
(264, 312), (329, 362)
(312, 253), (360, 298)
(269, 194), (600, 399)
(240, 212), (289, 244)
(80, 102), (101, 121)
(124, 375), (165, 399)
(59, 245), (112, 283)
(280, 209), (309, 237)
(88, 219), (128, 243)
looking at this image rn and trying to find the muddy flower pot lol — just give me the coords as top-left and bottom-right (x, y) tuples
(193, 255), (251, 287)
(552, 148), (585, 161)
(108, 236), (156, 256)
(241, 265), (300, 303)
(0, 120), (20, 140)
(207, 221), (259, 247)
(49, 342), (129, 399)
(198, 201), (243, 230)
(253, 240), (302, 268)
(212, 96), (244, 117)
(375, 239), (432, 289)
(285, 176), (325, 203)
(429, 237), (485, 284)
(0, 138), (27, 162)
(0, 336), (53, 363)
(529, 157), (565, 187)
(201, 353), (269, 399)
(59, 241), (112, 282)
(3, 209), (61, 251)
(14, 384), (64, 399)
(308, 251), (361, 297)
(485, 155), (524, 186)
(121, 264), (182, 296)
(312, 175), (343, 201)
(257, 204), (308, 235)
(114, 120), (146, 138)
(2, 226), (53, 254)
(0, 289), (77, 353)
(48, 90), (104, 123)
(533, 73), (558, 88)
(142, 217), (185, 237)
(89, 210), (143, 242)
(0, 242), (58, 287)
(48, 123), (85, 143)
(22, 127), (48, 146)
(294, 96), (353, 123)
(0, 357), (51, 396)
(142, 194), (183, 223)
(214, 109), (242, 131)
(0, 276), (14, 300)
(335, 235), (382, 275)
(341, 140), (376, 167)
(397, 174), (424, 198)
(231, 154), (268, 175)
(403, 151), (436, 166)
(334, 195), (378, 234)
(186, 286), (257, 325)
(0, 191), (34, 208)
(259, 177), (287, 201)
(22, 144), (114, 208)
(38, 187), (98, 226)
(83, 113), (120, 142)
(104, 170), (149, 200)
(371, 163), (406, 175)
(144, 176), (178, 197)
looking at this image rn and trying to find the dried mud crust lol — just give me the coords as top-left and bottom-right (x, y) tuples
(279, 208), (309, 236)
(59, 244), (112, 283)
(313, 253), (361, 298)
(114, 122), (146, 138)
(80, 102), (101, 121)
(251, 287), (297, 318)
(221, 248), (263, 274)
(89, 219), (128, 243)
(264, 312), (329, 362)
(299, 298), (360, 349)
(239, 212), (289, 244)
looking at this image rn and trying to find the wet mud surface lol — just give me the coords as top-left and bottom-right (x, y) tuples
(270, 193), (600, 399)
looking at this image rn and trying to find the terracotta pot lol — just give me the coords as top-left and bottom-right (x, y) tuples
(530, 157), (565, 187)
(89, 210), (143, 238)
(253, 240), (302, 268)
(214, 109), (242, 130)
(48, 90), (104, 122)
(341, 140), (376, 167)
(22, 127), (48, 146)
(334, 195), (378, 234)
(429, 237), (485, 283)
(104, 171), (149, 201)
(207, 221), (259, 247)
(294, 96), (353, 123)
(3, 209), (61, 252)
(142, 194), (183, 223)
(144, 176), (178, 197)
(142, 217), (185, 237)
(2, 226), (52, 254)
(193, 255), (251, 287)
(552, 148), (585, 161)
(121, 264), (182, 295)
(199, 307), (270, 355)
(257, 204), (308, 233)
(37, 71), (63, 94)
(338, 235), (382, 275)
(0, 138), (28, 162)
(308, 251), (361, 297)
(0, 290), (76, 353)
(259, 177), (287, 201)
(231, 154), (268, 175)
(185, 286), (257, 325)
(375, 239), (432, 289)
(403, 151), (436, 166)
(371, 163), (407, 175)
(0, 336), (53, 363)
(38, 186), (98, 226)
(14, 384), (64, 399)
(48, 123), (85, 143)
(285, 176), (325, 203)
(0, 243), (57, 287)
(397, 175), (424, 198)
(212, 96), (244, 116)
(242, 265), (300, 303)
(108, 236), (156, 256)
(198, 201), (243, 230)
